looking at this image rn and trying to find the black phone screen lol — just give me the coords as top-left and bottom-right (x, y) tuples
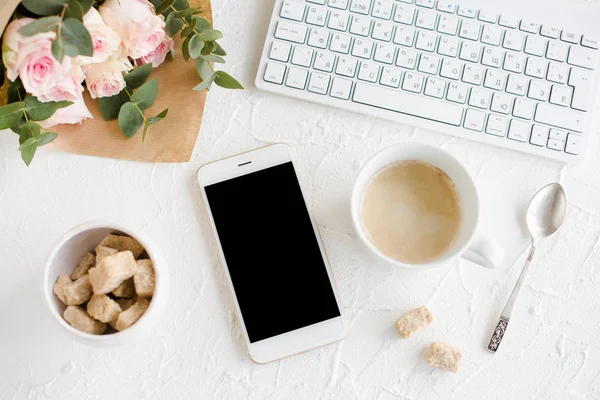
(205, 161), (341, 343)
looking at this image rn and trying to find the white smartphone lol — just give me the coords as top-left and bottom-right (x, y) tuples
(197, 143), (346, 363)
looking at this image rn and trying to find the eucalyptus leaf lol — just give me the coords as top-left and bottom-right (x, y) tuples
(213, 42), (227, 56)
(173, 0), (191, 10)
(18, 121), (41, 144)
(195, 29), (223, 42)
(182, 36), (191, 61)
(165, 12), (184, 36)
(0, 102), (25, 130)
(155, 0), (175, 15)
(200, 40), (214, 56)
(118, 102), (144, 138)
(36, 132), (59, 146)
(149, 0), (161, 7)
(180, 17), (197, 38)
(193, 73), (215, 91)
(7, 82), (26, 104)
(188, 34), (204, 59)
(60, 18), (93, 57)
(214, 71), (243, 89)
(148, 109), (168, 124)
(22, 0), (69, 16)
(99, 90), (129, 120)
(65, 0), (95, 21)
(24, 96), (72, 121)
(51, 39), (66, 62)
(19, 137), (37, 150)
(142, 121), (150, 143)
(172, 8), (198, 18)
(195, 58), (212, 80)
(131, 79), (159, 110)
(192, 17), (211, 32)
(18, 16), (60, 36)
(199, 54), (225, 63)
(124, 64), (152, 89)
(20, 144), (37, 166)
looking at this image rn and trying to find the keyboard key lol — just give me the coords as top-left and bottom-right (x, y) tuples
(547, 137), (564, 151)
(437, 14), (459, 35)
(418, 54), (441, 74)
(350, 15), (372, 36)
(507, 119), (531, 141)
(524, 36), (546, 56)
(524, 57), (547, 78)
(446, 82), (468, 103)
(478, 10), (498, 23)
(549, 85), (571, 107)
(540, 25), (560, 39)
(416, 0), (435, 8)
(353, 82), (464, 125)
(416, 31), (438, 52)
(374, 42), (396, 63)
(469, 88), (491, 109)
(394, 26), (416, 47)
(546, 62), (568, 84)
(292, 46), (314, 67)
(329, 0), (349, 9)
(549, 128), (566, 141)
(270, 41), (292, 62)
(569, 68), (593, 111)
(534, 103), (586, 132)
(394, 4), (416, 25)
(486, 114), (508, 136)
(499, 14), (519, 29)
(438, 36), (459, 57)
(520, 20), (539, 34)
(506, 74), (528, 96)
(264, 62), (286, 84)
(286, 67), (308, 88)
(329, 10), (350, 31)
(372, 0), (394, 19)
(330, 77), (353, 99)
(528, 80), (550, 101)
(306, 5), (328, 26)
(372, 20), (394, 41)
(308, 72), (331, 94)
(567, 46), (597, 70)
(484, 69), (507, 90)
(490, 92), (513, 114)
(380, 66), (402, 87)
(503, 30), (525, 51)
(308, 0), (326, 4)
(314, 50), (336, 72)
(459, 20), (481, 41)
(546, 41), (568, 62)
(459, 42), (482, 62)
(464, 109), (485, 131)
(308, 28), (330, 48)
(582, 35), (600, 49)
(565, 133), (582, 155)
(482, 46), (504, 68)
(481, 25), (502, 46)
(424, 77), (446, 98)
(396, 48), (418, 69)
(336, 55), (358, 76)
(503, 52), (525, 73)
(349, 0), (371, 14)
(437, 1), (456, 13)
(358, 61), (380, 82)
(440, 58), (463, 79)
(560, 31), (579, 44)
(513, 98), (535, 119)
(457, 6), (476, 18)
(462, 64), (484, 85)
(415, 9), (438, 30)
(281, 1), (306, 21)
(330, 33), (352, 53)
(530, 125), (549, 146)
(275, 20), (308, 43)
(402, 71), (424, 92)
(352, 38), (374, 58)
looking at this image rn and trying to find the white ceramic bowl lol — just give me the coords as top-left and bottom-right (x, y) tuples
(43, 221), (169, 346)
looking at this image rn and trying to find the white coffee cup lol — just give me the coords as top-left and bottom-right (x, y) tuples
(351, 143), (504, 270)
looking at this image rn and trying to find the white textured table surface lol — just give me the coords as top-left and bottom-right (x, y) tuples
(2, 0), (600, 399)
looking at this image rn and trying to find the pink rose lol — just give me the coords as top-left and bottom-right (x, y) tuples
(138, 36), (174, 68)
(84, 58), (133, 99)
(99, 0), (168, 60)
(39, 96), (93, 129)
(81, 8), (122, 64)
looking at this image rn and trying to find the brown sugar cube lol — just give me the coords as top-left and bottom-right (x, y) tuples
(63, 274), (93, 306)
(89, 251), (137, 295)
(96, 234), (145, 259)
(53, 275), (72, 305)
(395, 306), (433, 338)
(109, 298), (136, 329)
(63, 305), (107, 335)
(96, 246), (118, 263)
(115, 298), (150, 331)
(112, 278), (135, 297)
(70, 252), (96, 280)
(87, 294), (122, 323)
(425, 342), (462, 373)
(133, 259), (155, 297)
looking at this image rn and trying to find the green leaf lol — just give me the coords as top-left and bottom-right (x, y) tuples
(21, 0), (69, 15)
(10, 119), (25, 135)
(149, 0), (162, 7)
(213, 42), (227, 56)
(7, 82), (26, 104)
(188, 33), (204, 59)
(214, 71), (243, 89)
(195, 29), (223, 42)
(193, 73), (215, 91)
(65, 0), (94, 21)
(60, 18), (93, 57)
(51, 39), (66, 62)
(20, 144), (37, 166)
(180, 17), (197, 38)
(19, 137), (37, 150)
(0, 102), (25, 130)
(124, 64), (153, 89)
(148, 108), (168, 124)
(165, 12), (184, 36)
(155, 0), (175, 15)
(18, 16), (60, 36)
(23, 96), (72, 121)
(99, 90), (129, 120)
(195, 58), (212, 80)
(118, 102), (144, 138)
(142, 121), (150, 143)
(192, 17), (212, 32)
(182, 36), (191, 61)
(200, 40), (214, 55)
(199, 54), (225, 63)
(131, 79), (159, 110)
(173, 0), (191, 10)
(36, 132), (59, 146)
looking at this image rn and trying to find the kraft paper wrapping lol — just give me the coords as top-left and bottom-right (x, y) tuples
(0, 0), (211, 163)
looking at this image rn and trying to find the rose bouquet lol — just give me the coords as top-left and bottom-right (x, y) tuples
(0, 0), (241, 166)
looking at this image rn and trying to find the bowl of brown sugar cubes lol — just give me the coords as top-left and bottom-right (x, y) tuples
(43, 221), (168, 345)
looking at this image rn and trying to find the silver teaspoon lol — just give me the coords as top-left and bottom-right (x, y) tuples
(487, 183), (567, 353)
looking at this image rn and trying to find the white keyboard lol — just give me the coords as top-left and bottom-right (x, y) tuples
(255, 0), (600, 163)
